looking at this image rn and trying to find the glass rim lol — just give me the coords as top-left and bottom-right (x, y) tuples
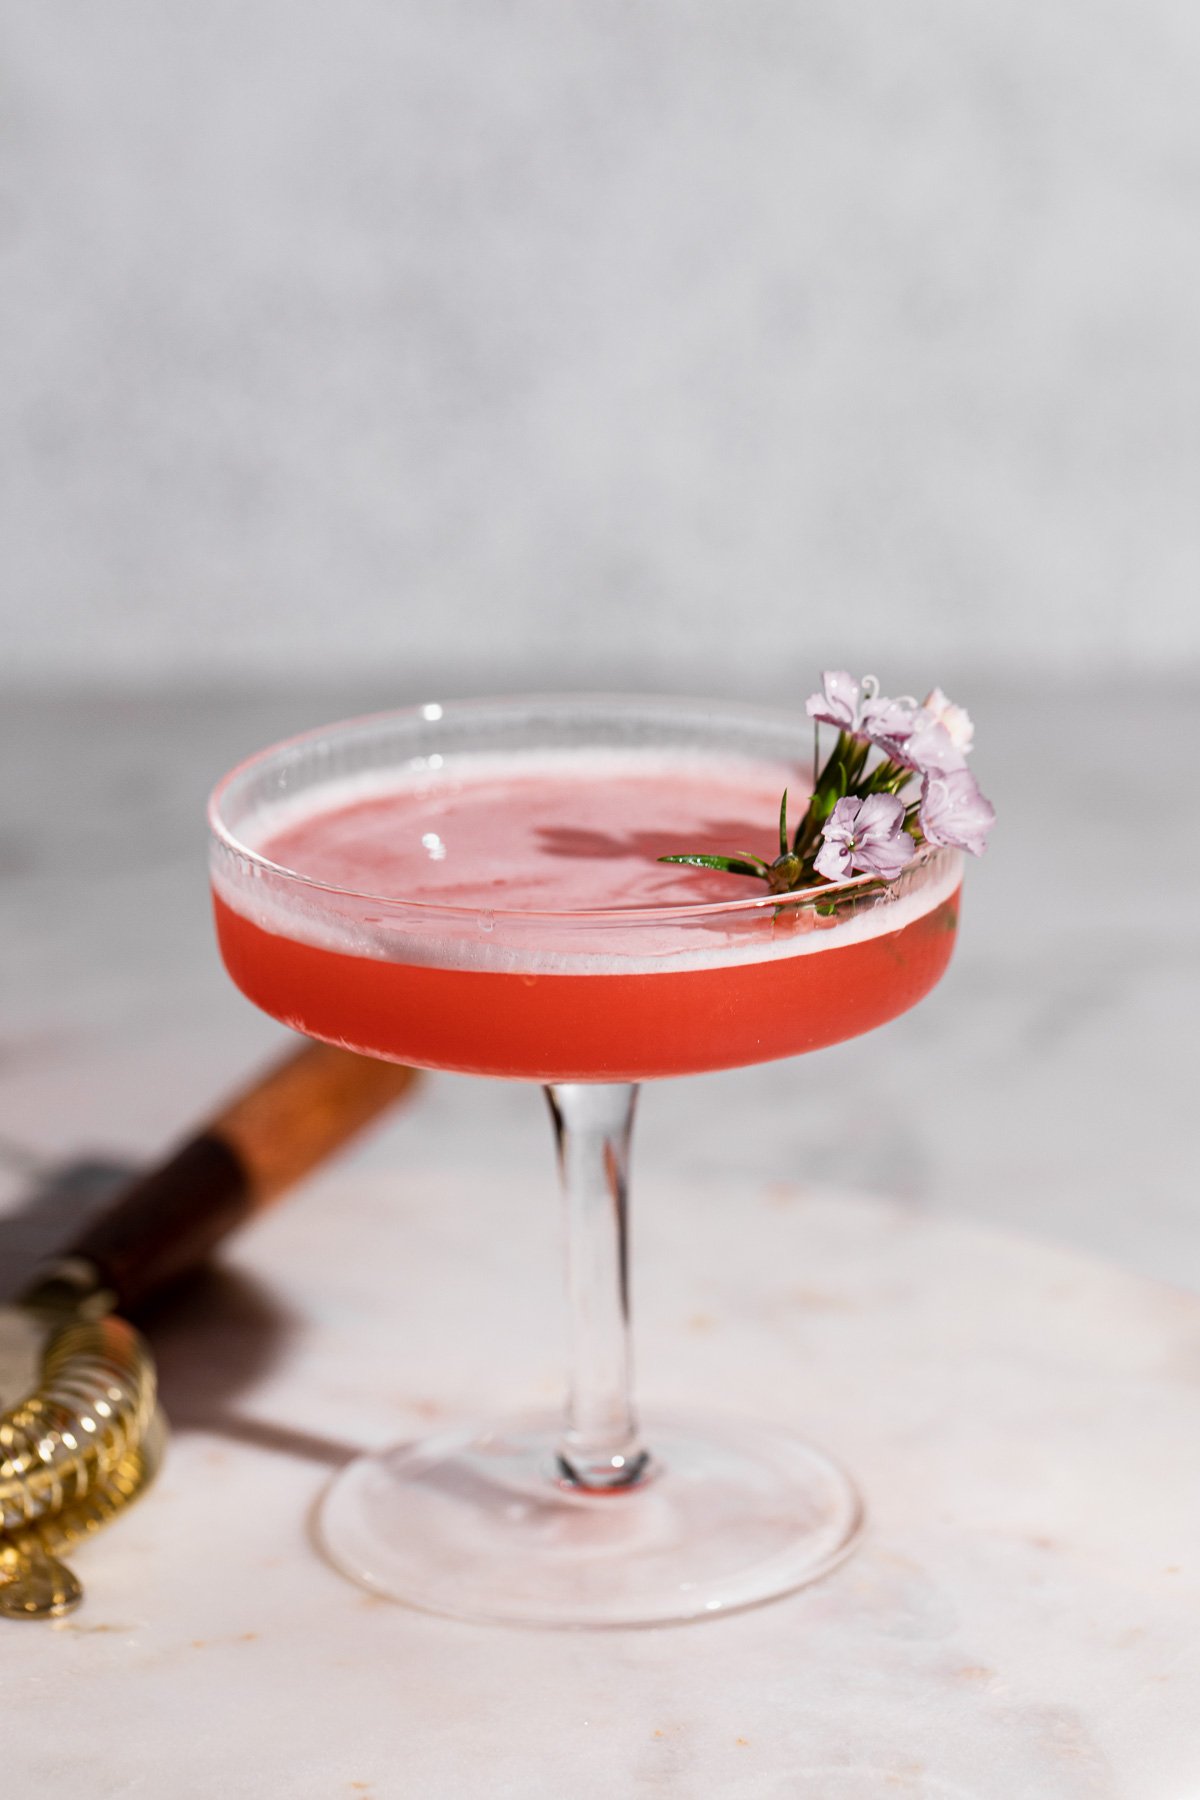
(207, 692), (947, 924)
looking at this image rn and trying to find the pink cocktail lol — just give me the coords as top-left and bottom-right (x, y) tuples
(209, 697), (961, 1626)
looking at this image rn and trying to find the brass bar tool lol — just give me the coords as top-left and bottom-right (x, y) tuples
(0, 1412), (165, 1620)
(0, 1041), (418, 1615)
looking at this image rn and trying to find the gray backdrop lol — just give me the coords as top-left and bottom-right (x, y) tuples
(4, 2), (1199, 689)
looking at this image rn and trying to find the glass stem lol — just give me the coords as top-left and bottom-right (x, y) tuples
(545, 1082), (651, 1492)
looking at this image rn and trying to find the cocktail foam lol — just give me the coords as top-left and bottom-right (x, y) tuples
(212, 750), (961, 976)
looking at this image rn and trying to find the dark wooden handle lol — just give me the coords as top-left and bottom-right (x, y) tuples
(57, 1042), (419, 1311)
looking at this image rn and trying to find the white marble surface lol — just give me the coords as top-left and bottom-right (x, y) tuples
(1, 679), (1198, 1795)
(8, 1173), (1200, 1798)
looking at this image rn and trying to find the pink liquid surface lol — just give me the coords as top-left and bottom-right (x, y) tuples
(214, 755), (960, 1081)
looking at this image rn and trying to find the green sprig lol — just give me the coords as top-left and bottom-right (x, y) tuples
(658, 853), (772, 881)
(658, 720), (920, 900)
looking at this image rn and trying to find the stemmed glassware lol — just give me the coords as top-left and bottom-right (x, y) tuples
(208, 696), (961, 1626)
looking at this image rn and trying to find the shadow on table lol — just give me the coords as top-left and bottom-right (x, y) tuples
(139, 1262), (361, 1471)
(0, 1154), (360, 1470)
(0, 1153), (135, 1296)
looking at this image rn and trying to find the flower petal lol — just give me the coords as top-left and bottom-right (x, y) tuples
(805, 671), (861, 731)
(898, 715), (967, 775)
(855, 791), (906, 837)
(860, 695), (921, 742)
(824, 794), (862, 837)
(919, 769), (995, 855)
(814, 837), (852, 880)
(922, 688), (975, 754)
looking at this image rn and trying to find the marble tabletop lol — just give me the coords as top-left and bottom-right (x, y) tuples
(6, 1166), (1200, 1799)
(1, 680), (1197, 1797)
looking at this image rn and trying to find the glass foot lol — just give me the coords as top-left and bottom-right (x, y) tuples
(316, 1411), (863, 1627)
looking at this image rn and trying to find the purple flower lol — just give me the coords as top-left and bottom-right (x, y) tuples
(860, 693), (923, 743)
(805, 670), (975, 780)
(922, 687), (974, 756)
(805, 670), (867, 733)
(814, 793), (916, 883)
(918, 768), (995, 857)
(892, 712), (967, 776)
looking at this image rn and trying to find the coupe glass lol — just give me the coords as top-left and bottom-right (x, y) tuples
(208, 696), (961, 1627)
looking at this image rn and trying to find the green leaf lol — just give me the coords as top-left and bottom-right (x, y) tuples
(778, 788), (789, 856)
(842, 736), (871, 787)
(862, 755), (914, 796)
(793, 730), (851, 855)
(657, 854), (770, 882)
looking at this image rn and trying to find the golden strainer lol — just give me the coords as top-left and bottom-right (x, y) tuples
(0, 1041), (417, 1616)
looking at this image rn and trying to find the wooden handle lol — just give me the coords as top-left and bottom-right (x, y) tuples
(53, 1043), (419, 1312)
(210, 1041), (419, 1207)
